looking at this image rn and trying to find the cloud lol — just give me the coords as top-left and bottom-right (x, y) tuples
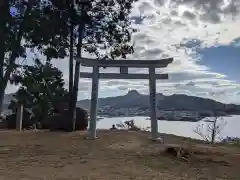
(5, 0), (240, 104)
(122, 0), (240, 103)
(183, 11), (196, 20)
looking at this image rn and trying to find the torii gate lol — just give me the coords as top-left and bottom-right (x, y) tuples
(76, 57), (173, 140)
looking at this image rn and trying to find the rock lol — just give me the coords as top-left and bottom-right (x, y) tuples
(49, 110), (72, 132)
(163, 144), (193, 161)
(149, 137), (164, 144)
(48, 107), (88, 132)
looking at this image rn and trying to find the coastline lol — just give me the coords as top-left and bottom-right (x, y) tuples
(97, 115), (220, 122)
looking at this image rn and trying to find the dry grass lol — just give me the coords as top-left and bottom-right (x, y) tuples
(0, 130), (239, 180)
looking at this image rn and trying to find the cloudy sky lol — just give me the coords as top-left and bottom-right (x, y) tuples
(6, 0), (240, 104)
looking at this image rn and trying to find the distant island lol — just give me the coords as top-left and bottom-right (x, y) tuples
(79, 90), (240, 121)
(3, 90), (240, 121)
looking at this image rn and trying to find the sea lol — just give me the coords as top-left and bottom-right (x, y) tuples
(96, 115), (240, 141)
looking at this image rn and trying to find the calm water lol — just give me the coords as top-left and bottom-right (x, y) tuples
(97, 115), (240, 140)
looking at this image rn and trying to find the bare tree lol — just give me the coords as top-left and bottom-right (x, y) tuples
(194, 115), (227, 144)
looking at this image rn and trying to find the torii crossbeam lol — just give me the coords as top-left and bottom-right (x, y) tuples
(76, 57), (173, 140)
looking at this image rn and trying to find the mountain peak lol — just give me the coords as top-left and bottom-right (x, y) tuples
(127, 90), (140, 96)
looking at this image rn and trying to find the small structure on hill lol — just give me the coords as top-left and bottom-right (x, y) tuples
(76, 57), (173, 140)
(109, 124), (117, 130)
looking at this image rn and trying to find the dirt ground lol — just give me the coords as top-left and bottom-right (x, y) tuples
(0, 130), (239, 180)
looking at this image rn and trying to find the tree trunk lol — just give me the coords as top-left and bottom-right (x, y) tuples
(69, 23), (84, 131)
(0, 1), (9, 114)
(0, 69), (4, 114)
(0, 64), (5, 114)
(211, 116), (217, 144)
(69, 23), (74, 94)
(66, 0), (74, 95)
(0, 90), (4, 114)
(67, 0), (77, 131)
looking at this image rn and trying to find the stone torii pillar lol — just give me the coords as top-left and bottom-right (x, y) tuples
(149, 66), (158, 140)
(76, 57), (173, 140)
(88, 65), (99, 138)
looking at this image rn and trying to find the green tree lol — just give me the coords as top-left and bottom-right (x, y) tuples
(59, 0), (138, 130)
(9, 58), (68, 123)
(1, 0), (138, 132)
(0, 0), (70, 114)
(0, 0), (29, 113)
